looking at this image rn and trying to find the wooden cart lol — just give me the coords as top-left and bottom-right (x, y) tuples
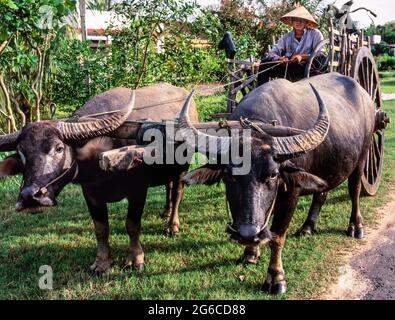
(221, 7), (389, 196)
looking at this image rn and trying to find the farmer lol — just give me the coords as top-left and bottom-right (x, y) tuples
(257, 5), (324, 85)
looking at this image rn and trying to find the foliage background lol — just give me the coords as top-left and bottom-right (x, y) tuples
(0, 0), (331, 125)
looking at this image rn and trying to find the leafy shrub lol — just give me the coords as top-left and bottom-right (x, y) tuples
(377, 54), (395, 71)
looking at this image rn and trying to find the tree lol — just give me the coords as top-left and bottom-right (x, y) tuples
(110, 0), (197, 88)
(209, 0), (326, 58)
(0, 0), (75, 130)
(79, 0), (87, 42)
(366, 22), (395, 56)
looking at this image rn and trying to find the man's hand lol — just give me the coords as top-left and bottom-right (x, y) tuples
(278, 56), (289, 63)
(290, 54), (309, 63)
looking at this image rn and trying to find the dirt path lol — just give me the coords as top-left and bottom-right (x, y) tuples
(321, 184), (395, 300)
(383, 93), (395, 101)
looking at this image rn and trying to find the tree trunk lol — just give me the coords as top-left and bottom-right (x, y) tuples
(135, 21), (161, 88)
(79, 0), (90, 92)
(11, 96), (26, 127)
(0, 40), (9, 55)
(0, 74), (17, 132)
(79, 0), (87, 42)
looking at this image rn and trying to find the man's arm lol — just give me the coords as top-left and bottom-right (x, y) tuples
(290, 29), (324, 63)
(266, 34), (288, 61)
(313, 29), (325, 55)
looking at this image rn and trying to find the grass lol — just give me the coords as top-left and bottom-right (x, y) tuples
(380, 72), (395, 94)
(0, 97), (395, 300)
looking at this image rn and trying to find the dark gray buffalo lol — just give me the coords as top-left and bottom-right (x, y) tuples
(178, 72), (377, 294)
(0, 83), (198, 273)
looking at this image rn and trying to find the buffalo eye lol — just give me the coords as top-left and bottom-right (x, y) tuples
(268, 169), (279, 181)
(55, 145), (64, 153)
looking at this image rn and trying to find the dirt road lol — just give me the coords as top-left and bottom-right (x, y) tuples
(321, 185), (395, 300)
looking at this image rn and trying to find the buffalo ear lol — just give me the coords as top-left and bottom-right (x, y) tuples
(280, 162), (327, 192)
(182, 164), (224, 186)
(0, 154), (23, 178)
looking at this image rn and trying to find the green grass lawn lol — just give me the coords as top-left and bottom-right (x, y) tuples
(380, 71), (395, 94)
(0, 97), (394, 300)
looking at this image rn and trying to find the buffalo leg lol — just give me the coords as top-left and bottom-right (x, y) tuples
(164, 177), (184, 236)
(297, 192), (328, 237)
(125, 191), (147, 271)
(263, 191), (299, 295)
(346, 168), (364, 239)
(239, 245), (261, 265)
(84, 193), (112, 274)
(160, 182), (173, 219)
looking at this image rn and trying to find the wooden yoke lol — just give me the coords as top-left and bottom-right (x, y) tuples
(100, 145), (146, 172)
(100, 119), (305, 172)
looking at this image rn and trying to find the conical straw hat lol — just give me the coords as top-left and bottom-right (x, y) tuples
(280, 6), (318, 29)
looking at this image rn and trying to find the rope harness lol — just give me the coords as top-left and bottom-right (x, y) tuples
(38, 160), (78, 195)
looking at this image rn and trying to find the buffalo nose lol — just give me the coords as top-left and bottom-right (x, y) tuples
(238, 223), (260, 240)
(20, 184), (41, 201)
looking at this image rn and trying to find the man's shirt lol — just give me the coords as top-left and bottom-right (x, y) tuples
(266, 29), (324, 61)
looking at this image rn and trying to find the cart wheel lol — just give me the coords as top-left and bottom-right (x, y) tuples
(304, 39), (331, 78)
(351, 47), (384, 196)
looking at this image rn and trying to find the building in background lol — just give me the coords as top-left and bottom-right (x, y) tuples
(370, 35), (382, 45)
(73, 10), (120, 50)
(71, 9), (211, 51)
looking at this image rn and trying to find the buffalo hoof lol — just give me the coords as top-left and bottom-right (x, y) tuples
(296, 225), (317, 237)
(346, 225), (364, 239)
(262, 280), (287, 295)
(135, 263), (145, 273)
(88, 258), (112, 276)
(88, 269), (105, 277)
(238, 247), (261, 265)
(160, 209), (171, 219)
(163, 224), (179, 237)
(124, 253), (145, 272)
(124, 262), (145, 273)
(237, 252), (260, 265)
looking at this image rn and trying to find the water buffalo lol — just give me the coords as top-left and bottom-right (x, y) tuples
(0, 83), (198, 273)
(178, 72), (375, 294)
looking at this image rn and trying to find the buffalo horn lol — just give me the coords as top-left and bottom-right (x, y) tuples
(56, 91), (136, 141)
(178, 91), (232, 156)
(0, 130), (21, 151)
(272, 84), (330, 160)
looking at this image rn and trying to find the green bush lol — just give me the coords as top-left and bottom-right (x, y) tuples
(377, 54), (395, 71)
(379, 71), (395, 78)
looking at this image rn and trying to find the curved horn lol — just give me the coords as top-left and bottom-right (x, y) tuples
(179, 91), (232, 156)
(272, 84), (330, 161)
(0, 131), (20, 151)
(56, 91), (136, 141)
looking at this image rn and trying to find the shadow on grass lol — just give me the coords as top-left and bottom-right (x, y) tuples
(287, 226), (347, 239)
(315, 227), (348, 237)
(381, 79), (395, 87)
(325, 193), (349, 205)
(0, 237), (245, 298)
